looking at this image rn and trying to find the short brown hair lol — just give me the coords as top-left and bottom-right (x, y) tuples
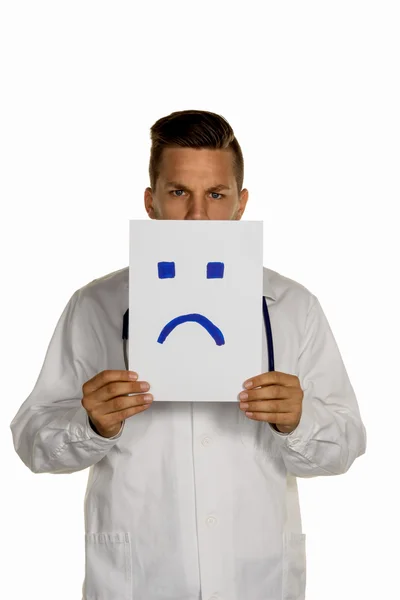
(149, 109), (244, 193)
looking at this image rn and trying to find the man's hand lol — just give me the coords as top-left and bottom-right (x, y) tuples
(238, 371), (303, 434)
(82, 370), (153, 438)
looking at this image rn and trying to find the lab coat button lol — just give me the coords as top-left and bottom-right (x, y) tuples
(202, 436), (212, 446)
(206, 515), (217, 526)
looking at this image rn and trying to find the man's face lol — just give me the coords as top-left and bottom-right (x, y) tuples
(144, 147), (249, 220)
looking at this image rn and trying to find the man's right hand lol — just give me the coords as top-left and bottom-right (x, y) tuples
(81, 370), (153, 438)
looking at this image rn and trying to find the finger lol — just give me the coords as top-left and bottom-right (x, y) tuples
(245, 411), (294, 424)
(95, 380), (150, 405)
(98, 401), (153, 429)
(243, 371), (299, 390)
(83, 369), (139, 395)
(239, 385), (290, 403)
(240, 399), (292, 413)
(105, 393), (153, 416)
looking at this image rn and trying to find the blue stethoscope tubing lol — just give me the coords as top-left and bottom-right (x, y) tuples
(122, 296), (275, 373)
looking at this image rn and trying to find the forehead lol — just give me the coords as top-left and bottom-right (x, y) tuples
(158, 147), (236, 184)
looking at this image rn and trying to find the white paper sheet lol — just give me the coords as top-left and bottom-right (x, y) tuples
(129, 220), (263, 402)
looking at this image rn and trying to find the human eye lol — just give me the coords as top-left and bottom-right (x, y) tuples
(210, 192), (224, 200)
(171, 189), (186, 197)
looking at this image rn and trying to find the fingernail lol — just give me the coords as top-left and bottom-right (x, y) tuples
(144, 394), (153, 403)
(244, 381), (253, 389)
(140, 382), (150, 391)
(129, 372), (138, 380)
(239, 392), (248, 401)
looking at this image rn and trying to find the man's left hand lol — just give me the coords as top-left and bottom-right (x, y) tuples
(239, 371), (304, 434)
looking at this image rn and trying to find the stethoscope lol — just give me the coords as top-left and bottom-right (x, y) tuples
(122, 296), (275, 373)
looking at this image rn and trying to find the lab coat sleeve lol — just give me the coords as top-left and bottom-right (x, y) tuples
(269, 294), (367, 477)
(10, 289), (125, 475)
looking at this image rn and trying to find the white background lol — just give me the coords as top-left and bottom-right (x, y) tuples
(1, 1), (399, 599)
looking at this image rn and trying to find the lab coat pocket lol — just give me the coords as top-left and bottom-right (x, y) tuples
(84, 532), (132, 600)
(282, 532), (307, 600)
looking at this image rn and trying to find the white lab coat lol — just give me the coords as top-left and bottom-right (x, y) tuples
(10, 266), (366, 600)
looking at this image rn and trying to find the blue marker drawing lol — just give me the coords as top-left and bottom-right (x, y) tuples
(157, 261), (226, 346)
(207, 262), (224, 278)
(157, 314), (225, 346)
(158, 262), (175, 278)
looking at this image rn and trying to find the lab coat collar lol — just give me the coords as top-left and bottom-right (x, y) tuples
(263, 268), (276, 301)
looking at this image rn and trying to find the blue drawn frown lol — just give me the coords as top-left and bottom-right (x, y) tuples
(157, 261), (225, 346)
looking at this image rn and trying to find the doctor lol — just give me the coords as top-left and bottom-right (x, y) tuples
(10, 109), (367, 600)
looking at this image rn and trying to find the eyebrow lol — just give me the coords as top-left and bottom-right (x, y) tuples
(165, 181), (231, 192)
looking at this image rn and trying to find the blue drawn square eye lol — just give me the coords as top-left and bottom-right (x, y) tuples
(158, 262), (175, 278)
(207, 262), (224, 278)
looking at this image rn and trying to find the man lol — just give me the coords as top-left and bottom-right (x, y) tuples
(10, 109), (367, 599)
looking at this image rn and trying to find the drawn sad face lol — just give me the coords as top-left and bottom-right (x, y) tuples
(157, 261), (226, 346)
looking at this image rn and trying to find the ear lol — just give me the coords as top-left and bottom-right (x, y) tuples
(235, 188), (249, 220)
(144, 187), (156, 219)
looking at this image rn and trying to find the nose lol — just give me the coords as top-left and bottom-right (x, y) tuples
(186, 194), (208, 220)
